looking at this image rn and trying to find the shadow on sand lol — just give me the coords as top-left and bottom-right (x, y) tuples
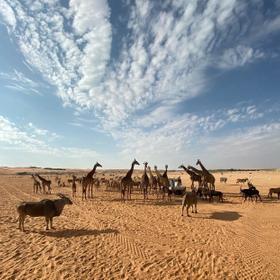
(209, 211), (242, 221)
(37, 228), (119, 238)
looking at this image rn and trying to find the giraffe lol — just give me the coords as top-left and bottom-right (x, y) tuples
(154, 165), (171, 200)
(120, 159), (140, 200)
(187, 165), (204, 176)
(196, 159), (215, 190)
(36, 174), (51, 194)
(82, 162), (102, 200)
(72, 175), (77, 198)
(162, 165), (172, 200)
(141, 162), (150, 200)
(31, 174), (41, 193)
(147, 166), (158, 194)
(178, 165), (202, 190)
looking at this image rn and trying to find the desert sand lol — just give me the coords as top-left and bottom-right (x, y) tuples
(0, 168), (280, 279)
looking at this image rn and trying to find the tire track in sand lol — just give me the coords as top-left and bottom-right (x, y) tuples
(73, 199), (151, 261)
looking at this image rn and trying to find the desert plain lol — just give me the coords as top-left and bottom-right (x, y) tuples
(0, 167), (280, 280)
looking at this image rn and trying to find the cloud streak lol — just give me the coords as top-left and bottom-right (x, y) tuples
(0, 115), (99, 159)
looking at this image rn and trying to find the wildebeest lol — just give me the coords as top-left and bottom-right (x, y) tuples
(220, 177), (227, 183)
(268, 187), (280, 199)
(236, 178), (248, 184)
(240, 186), (262, 202)
(181, 190), (197, 216)
(209, 190), (224, 202)
(17, 194), (72, 231)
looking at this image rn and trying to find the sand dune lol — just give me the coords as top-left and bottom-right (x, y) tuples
(0, 169), (280, 279)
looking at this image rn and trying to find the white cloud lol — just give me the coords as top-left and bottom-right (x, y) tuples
(198, 122), (280, 168)
(112, 102), (274, 166)
(0, 116), (99, 159)
(218, 45), (264, 69)
(0, 0), (16, 30)
(2, 0), (255, 126)
(0, 70), (41, 95)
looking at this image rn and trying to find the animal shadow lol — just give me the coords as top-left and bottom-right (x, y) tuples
(38, 228), (119, 238)
(209, 211), (242, 221)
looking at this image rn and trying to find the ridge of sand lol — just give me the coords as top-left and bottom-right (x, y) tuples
(0, 170), (280, 279)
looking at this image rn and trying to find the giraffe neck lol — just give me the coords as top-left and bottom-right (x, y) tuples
(181, 165), (191, 175)
(163, 167), (168, 178)
(37, 175), (47, 183)
(148, 168), (154, 178)
(187, 169), (196, 176)
(86, 164), (98, 178)
(143, 165), (147, 176)
(189, 166), (203, 174)
(155, 169), (162, 179)
(198, 161), (208, 173)
(126, 162), (135, 178)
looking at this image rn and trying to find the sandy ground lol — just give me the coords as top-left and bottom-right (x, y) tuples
(0, 168), (280, 280)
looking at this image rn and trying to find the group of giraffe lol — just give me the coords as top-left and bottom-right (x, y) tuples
(31, 174), (52, 194)
(179, 159), (215, 191)
(30, 159), (215, 202)
(120, 159), (172, 201)
(75, 159), (215, 202)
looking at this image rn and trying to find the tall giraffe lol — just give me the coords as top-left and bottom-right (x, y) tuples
(72, 175), (77, 198)
(147, 166), (158, 194)
(187, 165), (204, 176)
(178, 165), (202, 189)
(196, 159), (215, 190)
(31, 174), (41, 193)
(120, 159), (140, 200)
(154, 165), (170, 200)
(141, 162), (150, 200)
(82, 162), (102, 200)
(36, 174), (51, 194)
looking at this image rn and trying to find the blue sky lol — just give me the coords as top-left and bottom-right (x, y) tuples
(0, 0), (280, 169)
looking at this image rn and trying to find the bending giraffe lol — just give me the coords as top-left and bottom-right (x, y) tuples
(179, 165), (202, 190)
(196, 159), (215, 190)
(154, 165), (171, 200)
(36, 174), (51, 194)
(121, 159), (140, 201)
(147, 166), (158, 194)
(82, 162), (102, 200)
(31, 174), (41, 193)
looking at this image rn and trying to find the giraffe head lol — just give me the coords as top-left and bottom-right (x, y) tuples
(154, 165), (158, 171)
(165, 164), (168, 171)
(143, 162), (148, 167)
(95, 162), (102, 168)
(132, 159), (140, 166)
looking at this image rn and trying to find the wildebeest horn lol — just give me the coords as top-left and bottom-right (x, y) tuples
(57, 193), (67, 199)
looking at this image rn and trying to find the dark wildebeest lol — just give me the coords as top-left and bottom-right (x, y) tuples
(236, 178), (248, 184)
(240, 184), (261, 202)
(17, 194), (72, 231)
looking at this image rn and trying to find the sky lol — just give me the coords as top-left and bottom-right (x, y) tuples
(0, 0), (280, 169)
